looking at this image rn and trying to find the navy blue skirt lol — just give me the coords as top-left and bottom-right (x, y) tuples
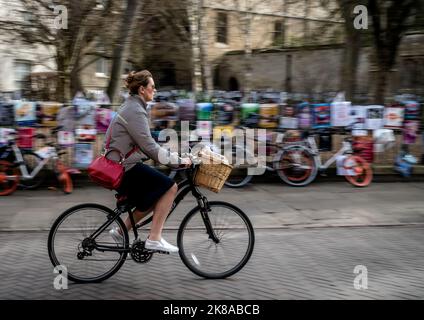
(117, 163), (175, 212)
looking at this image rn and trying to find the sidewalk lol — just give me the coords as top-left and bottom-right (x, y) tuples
(1, 181), (424, 231)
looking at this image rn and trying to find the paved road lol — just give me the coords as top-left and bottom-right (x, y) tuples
(1, 181), (424, 231)
(0, 226), (423, 300)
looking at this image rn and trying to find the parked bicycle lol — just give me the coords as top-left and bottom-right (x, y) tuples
(277, 128), (373, 187)
(218, 124), (314, 188)
(47, 151), (255, 283)
(0, 126), (79, 196)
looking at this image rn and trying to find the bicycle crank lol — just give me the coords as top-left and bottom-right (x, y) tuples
(130, 239), (154, 263)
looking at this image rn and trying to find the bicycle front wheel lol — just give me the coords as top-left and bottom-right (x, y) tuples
(48, 203), (129, 283)
(177, 201), (254, 279)
(343, 155), (373, 187)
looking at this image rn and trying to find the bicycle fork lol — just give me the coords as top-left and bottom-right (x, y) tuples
(197, 195), (220, 244)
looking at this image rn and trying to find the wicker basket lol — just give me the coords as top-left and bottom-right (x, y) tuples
(194, 150), (233, 193)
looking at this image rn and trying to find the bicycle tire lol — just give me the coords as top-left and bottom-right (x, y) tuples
(48, 203), (129, 283)
(224, 145), (254, 188)
(18, 151), (46, 190)
(274, 146), (318, 187)
(177, 201), (255, 279)
(343, 155), (373, 187)
(0, 160), (19, 196)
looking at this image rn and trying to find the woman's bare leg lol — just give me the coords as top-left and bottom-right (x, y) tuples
(116, 206), (154, 236)
(148, 183), (178, 241)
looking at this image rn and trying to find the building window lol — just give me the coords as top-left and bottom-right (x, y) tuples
(273, 21), (285, 46)
(96, 58), (108, 76)
(216, 12), (228, 44)
(14, 60), (31, 90)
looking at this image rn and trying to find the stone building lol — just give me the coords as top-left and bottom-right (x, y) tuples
(0, 0), (55, 99)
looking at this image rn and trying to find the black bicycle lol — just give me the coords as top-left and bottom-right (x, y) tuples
(47, 161), (255, 283)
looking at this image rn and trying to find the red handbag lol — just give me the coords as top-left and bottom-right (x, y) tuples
(87, 128), (137, 190)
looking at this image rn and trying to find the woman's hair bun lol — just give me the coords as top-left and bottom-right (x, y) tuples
(126, 71), (136, 86)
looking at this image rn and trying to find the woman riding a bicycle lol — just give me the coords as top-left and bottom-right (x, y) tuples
(107, 70), (191, 253)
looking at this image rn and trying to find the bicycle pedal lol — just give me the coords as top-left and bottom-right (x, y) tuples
(148, 249), (170, 255)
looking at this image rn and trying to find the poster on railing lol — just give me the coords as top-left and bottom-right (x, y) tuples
(73, 98), (96, 127)
(365, 105), (384, 130)
(17, 127), (35, 149)
(280, 103), (298, 129)
(297, 102), (312, 129)
(279, 117), (299, 129)
(312, 103), (331, 129)
(0, 128), (15, 145)
(196, 102), (214, 120)
(58, 131), (75, 147)
(0, 103), (15, 126)
(403, 120), (419, 145)
(95, 107), (116, 133)
(74, 143), (93, 168)
(40, 102), (62, 127)
(14, 101), (36, 126)
(384, 106), (404, 129)
(331, 101), (351, 127)
(75, 125), (97, 142)
(350, 105), (366, 129)
(241, 103), (260, 120)
(403, 101), (420, 120)
(57, 105), (77, 132)
(259, 104), (279, 128)
(176, 99), (196, 122)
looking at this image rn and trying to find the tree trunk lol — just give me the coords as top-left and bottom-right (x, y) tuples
(107, 0), (138, 104)
(243, 9), (253, 96)
(375, 66), (389, 105)
(339, 0), (361, 102)
(70, 58), (84, 98)
(342, 28), (361, 101)
(56, 54), (66, 103)
(199, 0), (213, 94)
(189, 0), (202, 94)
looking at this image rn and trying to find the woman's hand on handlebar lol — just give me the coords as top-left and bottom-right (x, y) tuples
(179, 157), (192, 168)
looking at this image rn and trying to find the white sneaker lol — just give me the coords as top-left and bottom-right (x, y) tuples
(109, 227), (123, 244)
(145, 237), (179, 253)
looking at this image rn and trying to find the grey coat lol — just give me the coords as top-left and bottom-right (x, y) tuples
(104, 94), (180, 171)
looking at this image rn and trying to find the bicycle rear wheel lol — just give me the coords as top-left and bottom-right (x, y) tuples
(275, 146), (317, 186)
(177, 201), (254, 279)
(48, 203), (129, 283)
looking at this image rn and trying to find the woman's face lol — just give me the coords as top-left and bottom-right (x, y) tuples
(140, 77), (156, 102)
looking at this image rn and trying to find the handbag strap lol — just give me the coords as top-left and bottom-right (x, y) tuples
(105, 124), (138, 160)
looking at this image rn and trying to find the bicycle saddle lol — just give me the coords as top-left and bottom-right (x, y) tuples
(115, 193), (131, 207)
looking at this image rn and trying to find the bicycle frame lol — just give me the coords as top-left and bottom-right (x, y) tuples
(306, 136), (353, 170)
(11, 144), (51, 180)
(88, 166), (219, 254)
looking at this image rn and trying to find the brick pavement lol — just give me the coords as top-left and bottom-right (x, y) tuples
(0, 226), (423, 300)
(1, 182), (424, 231)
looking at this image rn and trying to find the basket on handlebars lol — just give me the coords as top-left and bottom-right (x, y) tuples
(194, 148), (233, 193)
